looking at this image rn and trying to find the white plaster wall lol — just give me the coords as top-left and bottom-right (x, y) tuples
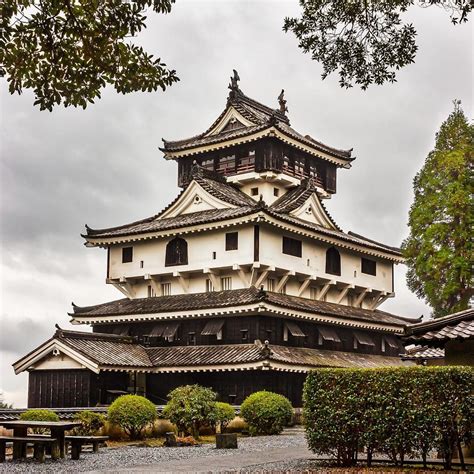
(240, 181), (288, 206)
(33, 353), (85, 370)
(109, 225), (255, 280)
(258, 225), (393, 293)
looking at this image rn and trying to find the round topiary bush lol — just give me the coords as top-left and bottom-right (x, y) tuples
(20, 409), (59, 422)
(107, 395), (156, 440)
(20, 409), (60, 434)
(162, 384), (217, 437)
(240, 391), (293, 435)
(210, 402), (236, 433)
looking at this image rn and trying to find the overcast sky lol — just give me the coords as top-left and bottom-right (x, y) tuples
(0, 0), (472, 407)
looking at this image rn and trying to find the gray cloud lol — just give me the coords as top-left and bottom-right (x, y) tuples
(0, 0), (472, 406)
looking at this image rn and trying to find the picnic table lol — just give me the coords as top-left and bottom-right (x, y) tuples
(0, 420), (81, 459)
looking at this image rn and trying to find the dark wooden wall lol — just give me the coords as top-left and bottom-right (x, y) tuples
(177, 138), (337, 194)
(28, 370), (96, 408)
(94, 316), (402, 357)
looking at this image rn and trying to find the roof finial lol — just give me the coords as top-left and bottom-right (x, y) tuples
(228, 69), (241, 97)
(278, 89), (288, 115)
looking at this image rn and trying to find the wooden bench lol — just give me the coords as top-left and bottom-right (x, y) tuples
(65, 435), (109, 460)
(0, 436), (58, 463)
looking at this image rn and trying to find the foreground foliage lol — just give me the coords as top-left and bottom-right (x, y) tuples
(108, 394), (156, 440)
(162, 384), (217, 437)
(240, 391), (293, 435)
(209, 402), (236, 433)
(284, 1), (471, 89)
(304, 367), (473, 469)
(20, 409), (60, 434)
(402, 101), (473, 317)
(20, 409), (59, 422)
(1, 0), (179, 110)
(73, 410), (106, 436)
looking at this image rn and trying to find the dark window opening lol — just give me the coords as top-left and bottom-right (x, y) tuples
(188, 332), (196, 345)
(212, 251), (217, 260)
(122, 247), (133, 263)
(225, 232), (238, 251)
(361, 257), (377, 276)
(165, 237), (188, 267)
(273, 188), (280, 197)
(282, 236), (302, 258)
(251, 187), (259, 196)
(325, 247), (341, 276)
(241, 329), (249, 342)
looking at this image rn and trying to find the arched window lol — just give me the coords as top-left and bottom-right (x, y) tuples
(325, 247), (341, 276)
(165, 237), (188, 267)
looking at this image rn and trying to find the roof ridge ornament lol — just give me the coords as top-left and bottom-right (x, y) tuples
(278, 89), (288, 115)
(228, 69), (242, 100)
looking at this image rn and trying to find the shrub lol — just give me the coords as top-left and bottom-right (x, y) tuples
(240, 391), (293, 435)
(304, 367), (473, 469)
(226, 416), (248, 433)
(73, 410), (106, 436)
(107, 395), (156, 440)
(20, 409), (60, 434)
(162, 385), (217, 438)
(209, 402), (236, 433)
(146, 419), (177, 438)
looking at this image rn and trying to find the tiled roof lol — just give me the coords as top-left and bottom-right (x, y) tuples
(146, 344), (262, 367)
(268, 345), (406, 368)
(401, 345), (445, 361)
(17, 328), (408, 373)
(403, 308), (474, 345)
(266, 209), (402, 256)
(56, 329), (153, 367)
(84, 206), (257, 239)
(271, 181), (317, 213)
(70, 287), (419, 327)
(193, 168), (256, 207)
(161, 89), (352, 161)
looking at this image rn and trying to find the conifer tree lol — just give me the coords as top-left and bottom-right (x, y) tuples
(402, 101), (473, 317)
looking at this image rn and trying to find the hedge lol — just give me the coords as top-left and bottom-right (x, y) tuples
(303, 366), (473, 469)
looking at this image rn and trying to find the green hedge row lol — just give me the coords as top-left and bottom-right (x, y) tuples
(303, 366), (473, 469)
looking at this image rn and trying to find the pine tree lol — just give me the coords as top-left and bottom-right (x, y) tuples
(402, 101), (473, 317)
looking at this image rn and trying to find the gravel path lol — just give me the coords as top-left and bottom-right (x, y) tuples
(0, 430), (307, 473)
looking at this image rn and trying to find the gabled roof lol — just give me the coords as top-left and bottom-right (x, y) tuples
(83, 171), (401, 258)
(14, 328), (409, 375)
(161, 87), (353, 162)
(403, 308), (474, 345)
(70, 287), (419, 328)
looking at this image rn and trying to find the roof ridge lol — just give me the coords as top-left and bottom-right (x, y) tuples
(55, 326), (137, 343)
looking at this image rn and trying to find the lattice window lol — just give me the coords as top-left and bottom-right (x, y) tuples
(165, 237), (188, 267)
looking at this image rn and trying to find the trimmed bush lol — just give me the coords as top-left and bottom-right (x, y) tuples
(162, 384), (217, 438)
(73, 410), (106, 436)
(108, 395), (156, 440)
(240, 391), (293, 435)
(304, 367), (473, 469)
(20, 409), (60, 434)
(20, 409), (59, 422)
(210, 402), (236, 433)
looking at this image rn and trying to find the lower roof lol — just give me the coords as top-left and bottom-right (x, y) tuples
(402, 308), (474, 346)
(14, 328), (409, 375)
(70, 287), (419, 329)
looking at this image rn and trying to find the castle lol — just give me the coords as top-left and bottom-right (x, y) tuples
(14, 73), (417, 407)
